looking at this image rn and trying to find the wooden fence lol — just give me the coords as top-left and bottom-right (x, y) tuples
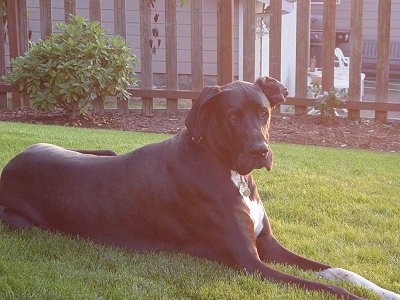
(0, 0), (399, 123)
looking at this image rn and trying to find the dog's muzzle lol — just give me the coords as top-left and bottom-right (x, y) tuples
(263, 149), (273, 171)
(248, 140), (273, 171)
(235, 142), (273, 175)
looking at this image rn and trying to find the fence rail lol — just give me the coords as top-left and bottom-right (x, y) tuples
(0, 0), (399, 123)
(2, 82), (399, 114)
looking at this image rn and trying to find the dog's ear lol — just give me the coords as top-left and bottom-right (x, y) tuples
(185, 85), (221, 143)
(255, 76), (289, 108)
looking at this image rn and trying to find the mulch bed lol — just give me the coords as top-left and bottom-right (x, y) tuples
(1, 108), (399, 153)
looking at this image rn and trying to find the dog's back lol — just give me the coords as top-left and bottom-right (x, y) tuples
(0, 144), (120, 229)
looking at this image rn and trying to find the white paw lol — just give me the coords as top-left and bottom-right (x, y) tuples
(316, 267), (400, 300)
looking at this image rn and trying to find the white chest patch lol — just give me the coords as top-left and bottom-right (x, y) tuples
(317, 267), (400, 300)
(230, 171), (264, 237)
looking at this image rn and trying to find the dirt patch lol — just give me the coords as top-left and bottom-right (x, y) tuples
(0, 108), (399, 153)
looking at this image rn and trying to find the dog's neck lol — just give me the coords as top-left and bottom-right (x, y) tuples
(230, 170), (264, 238)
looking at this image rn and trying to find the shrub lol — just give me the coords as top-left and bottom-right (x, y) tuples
(310, 83), (348, 117)
(4, 15), (138, 118)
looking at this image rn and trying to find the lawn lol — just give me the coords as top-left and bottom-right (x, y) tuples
(0, 121), (399, 299)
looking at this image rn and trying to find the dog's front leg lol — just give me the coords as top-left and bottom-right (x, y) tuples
(255, 221), (400, 300)
(220, 220), (361, 299)
(234, 254), (362, 300)
(256, 216), (330, 271)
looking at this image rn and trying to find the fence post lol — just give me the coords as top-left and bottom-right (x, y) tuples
(295, 0), (310, 115)
(269, 0), (282, 81)
(242, 0), (255, 82)
(20, 0), (30, 107)
(321, 1), (336, 92)
(89, 0), (105, 114)
(0, 1), (6, 108)
(166, 0), (178, 118)
(114, 0), (129, 114)
(191, 0), (203, 100)
(7, 0), (27, 108)
(375, 0), (391, 123)
(348, 0), (363, 120)
(40, 0), (52, 39)
(140, 0), (153, 116)
(64, 0), (76, 22)
(217, 0), (234, 85)
(89, 0), (101, 21)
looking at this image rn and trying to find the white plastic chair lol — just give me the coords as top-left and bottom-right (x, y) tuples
(333, 48), (365, 99)
(334, 48), (350, 69)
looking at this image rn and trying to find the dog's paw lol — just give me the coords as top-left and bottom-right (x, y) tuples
(317, 267), (400, 300)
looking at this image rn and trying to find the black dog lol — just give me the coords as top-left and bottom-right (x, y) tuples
(0, 77), (398, 299)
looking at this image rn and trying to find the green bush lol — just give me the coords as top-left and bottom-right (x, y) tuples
(4, 16), (138, 117)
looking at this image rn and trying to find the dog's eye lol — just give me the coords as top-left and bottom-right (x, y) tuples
(260, 110), (269, 118)
(229, 113), (238, 121)
(227, 109), (241, 121)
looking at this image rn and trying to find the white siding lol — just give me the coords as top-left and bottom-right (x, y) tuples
(26, 0), (242, 78)
(311, 0), (400, 40)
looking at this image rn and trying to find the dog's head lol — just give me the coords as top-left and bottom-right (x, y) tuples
(186, 76), (288, 175)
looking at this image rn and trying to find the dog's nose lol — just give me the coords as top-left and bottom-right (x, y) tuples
(249, 142), (270, 157)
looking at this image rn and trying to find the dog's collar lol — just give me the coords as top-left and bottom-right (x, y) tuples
(231, 171), (251, 197)
(191, 136), (203, 144)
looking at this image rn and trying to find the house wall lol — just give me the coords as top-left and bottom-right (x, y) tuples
(26, 0), (301, 89)
(311, 0), (400, 50)
(18, 1), (400, 76)
(26, 0), (240, 86)
(310, 0), (400, 73)
(310, 0), (400, 40)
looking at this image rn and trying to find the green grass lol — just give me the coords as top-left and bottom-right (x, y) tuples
(0, 121), (399, 299)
